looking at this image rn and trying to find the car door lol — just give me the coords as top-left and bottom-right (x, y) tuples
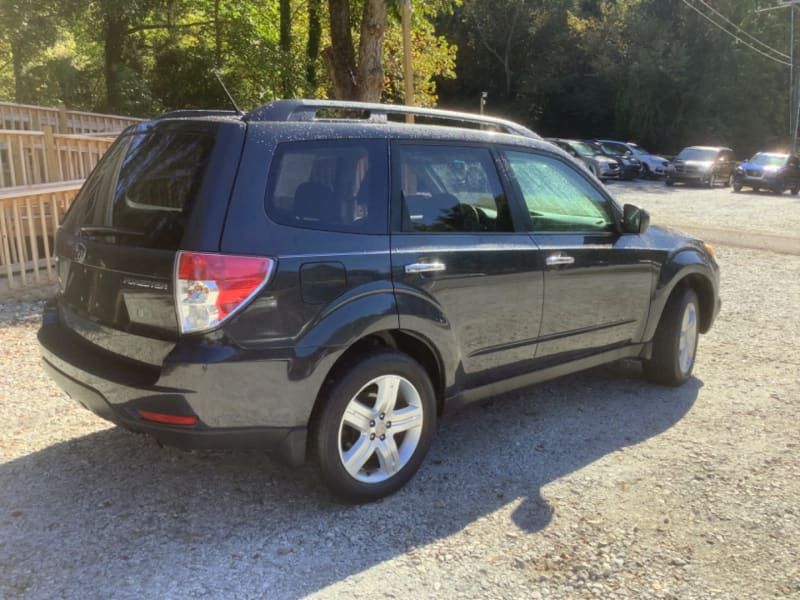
(500, 148), (655, 362)
(390, 142), (544, 390)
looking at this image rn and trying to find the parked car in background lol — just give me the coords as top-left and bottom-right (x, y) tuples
(546, 138), (621, 180)
(588, 140), (642, 180)
(37, 99), (721, 502)
(731, 152), (800, 194)
(596, 140), (669, 178)
(665, 146), (736, 187)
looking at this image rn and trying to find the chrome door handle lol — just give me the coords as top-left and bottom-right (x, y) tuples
(404, 262), (446, 274)
(545, 254), (575, 267)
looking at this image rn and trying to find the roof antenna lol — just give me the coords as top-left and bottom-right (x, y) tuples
(213, 69), (243, 115)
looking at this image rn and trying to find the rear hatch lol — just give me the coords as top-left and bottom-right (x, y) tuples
(54, 118), (246, 366)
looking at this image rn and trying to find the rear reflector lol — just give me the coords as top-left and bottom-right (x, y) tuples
(175, 252), (275, 334)
(137, 410), (198, 426)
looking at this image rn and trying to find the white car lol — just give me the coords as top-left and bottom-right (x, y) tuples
(596, 140), (669, 178)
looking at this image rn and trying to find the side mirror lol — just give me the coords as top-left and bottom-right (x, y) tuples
(623, 203), (650, 234)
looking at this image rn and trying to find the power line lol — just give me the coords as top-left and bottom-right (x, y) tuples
(696, 0), (790, 59)
(681, 0), (792, 66)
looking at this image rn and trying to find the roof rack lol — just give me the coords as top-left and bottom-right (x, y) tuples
(244, 99), (539, 139)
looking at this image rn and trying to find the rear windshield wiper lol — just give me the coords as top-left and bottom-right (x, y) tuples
(79, 226), (145, 238)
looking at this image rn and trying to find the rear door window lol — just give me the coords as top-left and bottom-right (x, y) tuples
(393, 144), (512, 233)
(265, 140), (388, 234)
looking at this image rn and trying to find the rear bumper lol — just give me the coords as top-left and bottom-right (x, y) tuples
(40, 358), (306, 462)
(37, 302), (313, 464)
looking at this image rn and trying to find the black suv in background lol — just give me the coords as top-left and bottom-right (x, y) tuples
(665, 146), (736, 187)
(38, 100), (720, 502)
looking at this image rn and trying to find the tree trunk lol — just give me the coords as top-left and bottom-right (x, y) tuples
(325, 0), (386, 101)
(356, 0), (387, 102)
(280, 0), (293, 97)
(214, 0), (222, 68)
(104, 15), (126, 113)
(305, 0), (322, 93)
(11, 42), (25, 103)
(325, 0), (358, 99)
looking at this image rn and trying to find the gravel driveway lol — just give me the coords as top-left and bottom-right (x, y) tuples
(1, 181), (798, 599)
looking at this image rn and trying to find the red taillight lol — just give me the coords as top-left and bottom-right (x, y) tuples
(175, 252), (275, 334)
(137, 410), (198, 426)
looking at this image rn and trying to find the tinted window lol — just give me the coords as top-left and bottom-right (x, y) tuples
(504, 150), (614, 233)
(265, 140), (388, 234)
(65, 123), (217, 249)
(395, 144), (511, 233)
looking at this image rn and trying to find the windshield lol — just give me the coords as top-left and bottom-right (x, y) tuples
(750, 153), (787, 167)
(677, 148), (718, 161)
(599, 142), (629, 156)
(628, 143), (649, 156)
(567, 141), (597, 157)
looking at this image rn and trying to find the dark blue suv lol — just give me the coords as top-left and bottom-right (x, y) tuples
(732, 152), (800, 194)
(38, 100), (720, 502)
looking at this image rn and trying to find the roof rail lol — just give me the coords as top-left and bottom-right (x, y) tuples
(244, 99), (539, 139)
(156, 109), (240, 120)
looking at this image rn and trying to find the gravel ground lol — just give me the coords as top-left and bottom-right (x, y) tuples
(1, 181), (799, 599)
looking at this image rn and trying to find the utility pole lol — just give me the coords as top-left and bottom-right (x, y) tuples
(402, 0), (414, 123)
(759, 0), (800, 151)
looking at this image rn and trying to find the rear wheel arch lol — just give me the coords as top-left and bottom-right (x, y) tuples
(309, 330), (446, 433)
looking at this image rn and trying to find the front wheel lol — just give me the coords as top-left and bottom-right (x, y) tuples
(665, 177), (674, 187)
(705, 174), (716, 188)
(643, 287), (700, 387)
(732, 181), (743, 192)
(313, 351), (436, 502)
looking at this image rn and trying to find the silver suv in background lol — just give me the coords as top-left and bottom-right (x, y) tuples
(547, 138), (621, 181)
(596, 140), (669, 178)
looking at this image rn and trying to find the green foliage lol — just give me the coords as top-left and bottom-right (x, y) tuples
(0, 0), (794, 154)
(438, 0), (795, 154)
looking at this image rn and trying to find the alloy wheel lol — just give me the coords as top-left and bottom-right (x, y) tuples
(337, 374), (424, 483)
(678, 300), (698, 376)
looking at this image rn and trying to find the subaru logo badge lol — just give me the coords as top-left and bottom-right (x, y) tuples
(74, 241), (88, 263)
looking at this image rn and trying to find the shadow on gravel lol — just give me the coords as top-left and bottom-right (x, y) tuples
(0, 361), (700, 599)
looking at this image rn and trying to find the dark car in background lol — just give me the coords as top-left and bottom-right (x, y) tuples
(37, 99), (721, 502)
(546, 138), (622, 180)
(665, 146), (736, 187)
(589, 140), (642, 180)
(732, 152), (800, 194)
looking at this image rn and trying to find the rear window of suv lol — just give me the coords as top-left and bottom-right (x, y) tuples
(265, 140), (388, 234)
(64, 122), (217, 249)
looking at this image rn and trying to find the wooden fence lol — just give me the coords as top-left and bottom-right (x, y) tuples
(0, 181), (82, 288)
(0, 128), (115, 188)
(0, 101), (141, 134)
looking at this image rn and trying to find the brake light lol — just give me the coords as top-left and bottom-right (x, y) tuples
(175, 252), (275, 334)
(137, 410), (198, 426)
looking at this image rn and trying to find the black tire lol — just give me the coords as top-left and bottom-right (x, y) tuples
(771, 179), (785, 195)
(643, 287), (700, 387)
(732, 182), (742, 192)
(642, 163), (652, 179)
(791, 186), (799, 195)
(313, 351), (436, 502)
(705, 174), (716, 188)
(724, 174), (732, 188)
(665, 178), (674, 187)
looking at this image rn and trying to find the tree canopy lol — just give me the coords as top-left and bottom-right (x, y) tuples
(0, 0), (794, 154)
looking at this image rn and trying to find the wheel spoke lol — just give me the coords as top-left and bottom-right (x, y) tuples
(343, 399), (374, 433)
(375, 437), (402, 476)
(342, 435), (376, 476)
(389, 404), (423, 433)
(374, 375), (401, 415)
